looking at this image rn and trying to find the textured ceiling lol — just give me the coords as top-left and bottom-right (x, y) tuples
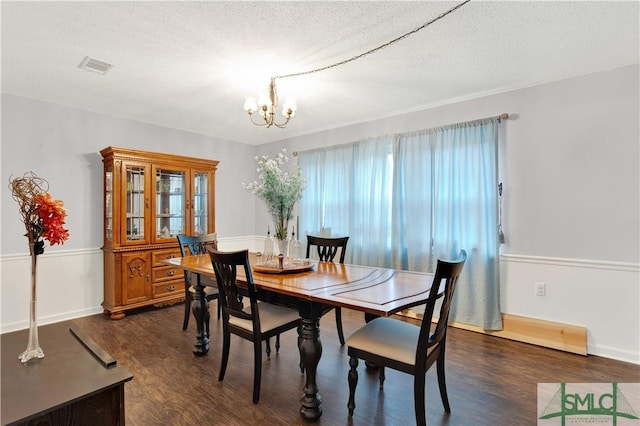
(1, 1), (638, 145)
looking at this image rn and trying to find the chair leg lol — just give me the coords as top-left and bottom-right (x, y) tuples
(414, 372), (427, 426)
(182, 289), (192, 330)
(216, 297), (221, 320)
(379, 366), (385, 389)
(437, 350), (451, 413)
(204, 309), (211, 339)
(347, 356), (359, 416)
(264, 335), (281, 357)
(253, 340), (263, 403)
(218, 331), (230, 382)
(335, 307), (345, 345)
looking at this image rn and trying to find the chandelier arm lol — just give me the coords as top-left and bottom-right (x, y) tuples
(248, 112), (268, 127)
(273, 115), (292, 129)
(272, 0), (471, 81)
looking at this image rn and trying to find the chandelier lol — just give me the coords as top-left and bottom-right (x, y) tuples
(243, 78), (296, 129)
(242, 0), (471, 129)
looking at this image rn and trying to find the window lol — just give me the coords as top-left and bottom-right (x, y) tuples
(298, 117), (503, 330)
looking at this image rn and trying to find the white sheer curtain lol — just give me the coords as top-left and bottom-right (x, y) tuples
(298, 117), (502, 330)
(349, 137), (395, 266)
(298, 143), (354, 246)
(395, 119), (502, 329)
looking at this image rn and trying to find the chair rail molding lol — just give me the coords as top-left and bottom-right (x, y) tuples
(500, 253), (640, 272)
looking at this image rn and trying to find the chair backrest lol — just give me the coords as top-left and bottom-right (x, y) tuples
(207, 248), (259, 329)
(306, 235), (349, 263)
(417, 250), (467, 356)
(177, 233), (218, 285)
(177, 233), (218, 256)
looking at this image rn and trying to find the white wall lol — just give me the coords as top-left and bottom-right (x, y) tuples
(1, 65), (638, 363)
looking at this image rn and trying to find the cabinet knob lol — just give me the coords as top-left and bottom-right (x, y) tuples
(167, 270), (175, 276)
(167, 284), (176, 291)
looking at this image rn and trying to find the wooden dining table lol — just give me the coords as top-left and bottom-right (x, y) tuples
(161, 252), (436, 421)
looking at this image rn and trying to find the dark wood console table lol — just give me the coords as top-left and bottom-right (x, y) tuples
(1, 320), (133, 426)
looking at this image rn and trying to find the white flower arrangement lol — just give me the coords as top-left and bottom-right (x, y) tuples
(243, 149), (305, 240)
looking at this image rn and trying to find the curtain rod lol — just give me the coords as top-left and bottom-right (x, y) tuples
(293, 113), (509, 156)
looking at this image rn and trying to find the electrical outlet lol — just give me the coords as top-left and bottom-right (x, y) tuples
(535, 282), (546, 297)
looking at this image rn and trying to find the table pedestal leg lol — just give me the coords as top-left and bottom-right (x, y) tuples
(298, 303), (323, 420)
(191, 279), (209, 356)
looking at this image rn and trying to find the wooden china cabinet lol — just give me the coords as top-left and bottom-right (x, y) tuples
(100, 147), (218, 319)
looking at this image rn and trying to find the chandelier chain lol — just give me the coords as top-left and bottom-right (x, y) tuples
(272, 0), (471, 81)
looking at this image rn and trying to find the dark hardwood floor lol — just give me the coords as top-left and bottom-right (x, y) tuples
(72, 304), (639, 425)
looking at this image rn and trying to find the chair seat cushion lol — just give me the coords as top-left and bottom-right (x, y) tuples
(346, 317), (419, 366)
(229, 302), (300, 333)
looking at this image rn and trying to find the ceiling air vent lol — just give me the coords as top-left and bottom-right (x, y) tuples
(78, 56), (113, 74)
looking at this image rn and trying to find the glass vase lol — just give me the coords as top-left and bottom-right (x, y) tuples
(277, 238), (288, 257)
(19, 250), (44, 363)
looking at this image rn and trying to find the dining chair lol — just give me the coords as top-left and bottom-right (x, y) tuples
(176, 234), (220, 333)
(345, 250), (467, 426)
(305, 235), (349, 345)
(207, 248), (301, 404)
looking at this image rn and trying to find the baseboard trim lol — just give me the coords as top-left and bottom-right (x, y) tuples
(399, 311), (587, 356)
(2, 306), (105, 334)
(452, 314), (587, 355)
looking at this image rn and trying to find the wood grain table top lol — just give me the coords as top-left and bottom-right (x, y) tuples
(162, 253), (436, 317)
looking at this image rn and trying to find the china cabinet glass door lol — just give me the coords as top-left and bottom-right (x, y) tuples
(193, 171), (210, 235)
(105, 166), (113, 242)
(125, 165), (146, 243)
(155, 167), (186, 241)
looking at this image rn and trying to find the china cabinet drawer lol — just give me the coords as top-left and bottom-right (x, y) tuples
(152, 280), (185, 298)
(152, 249), (182, 267)
(153, 265), (183, 282)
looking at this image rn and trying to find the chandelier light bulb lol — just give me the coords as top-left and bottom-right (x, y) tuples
(257, 94), (270, 109)
(282, 99), (297, 117)
(244, 97), (258, 113)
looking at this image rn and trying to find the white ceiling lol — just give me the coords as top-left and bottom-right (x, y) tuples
(1, 1), (638, 146)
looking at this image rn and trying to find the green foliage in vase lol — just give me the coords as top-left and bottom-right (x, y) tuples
(243, 149), (305, 240)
